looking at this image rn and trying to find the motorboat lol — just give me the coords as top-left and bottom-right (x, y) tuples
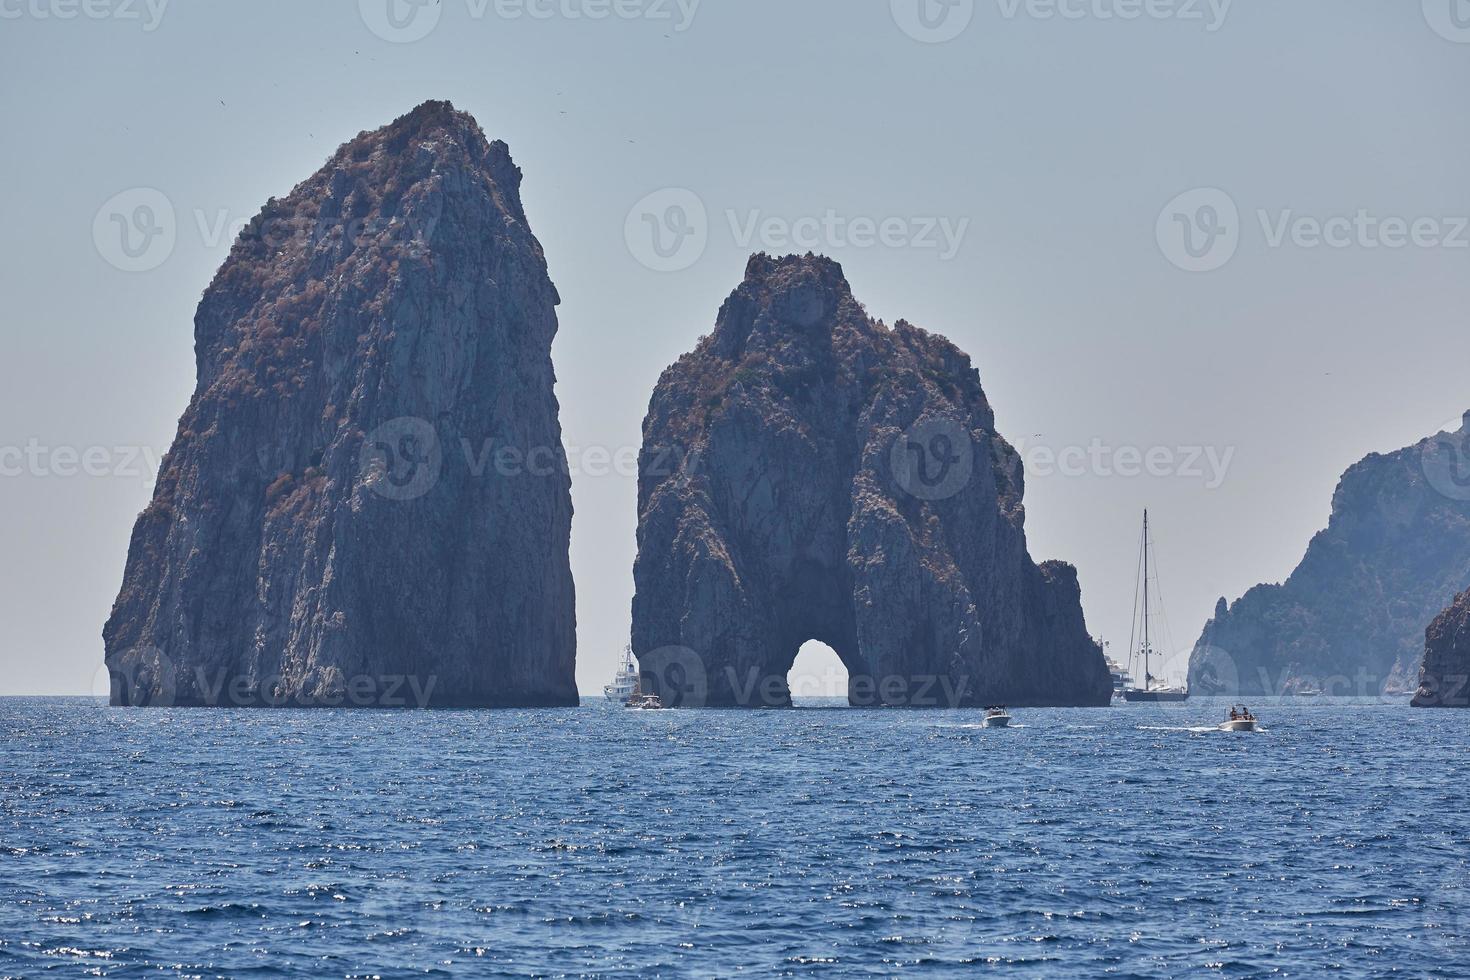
(621, 668), (665, 710)
(982, 706), (1012, 728)
(1220, 707), (1260, 732)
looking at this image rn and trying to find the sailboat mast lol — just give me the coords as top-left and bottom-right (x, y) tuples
(1142, 509), (1151, 692)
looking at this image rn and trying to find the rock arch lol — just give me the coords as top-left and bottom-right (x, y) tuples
(631, 254), (1111, 708)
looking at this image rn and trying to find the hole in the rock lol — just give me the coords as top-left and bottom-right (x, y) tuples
(787, 641), (850, 704)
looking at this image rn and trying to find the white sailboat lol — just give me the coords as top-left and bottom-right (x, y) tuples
(1122, 510), (1190, 704)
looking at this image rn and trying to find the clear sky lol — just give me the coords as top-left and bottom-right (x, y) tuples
(2, 0), (1469, 696)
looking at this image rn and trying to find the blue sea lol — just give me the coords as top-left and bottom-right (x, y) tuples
(1, 696), (1466, 977)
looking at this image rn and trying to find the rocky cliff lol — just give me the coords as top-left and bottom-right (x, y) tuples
(1190, 415), (1470, 698)
(630, 254), (1111, 708)
(104, 101), (577, 707)
(1413, 590), (1470, 708)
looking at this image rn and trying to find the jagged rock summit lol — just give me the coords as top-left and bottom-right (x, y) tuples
(1414, 589), (1470, 708)
(631, 254), (1111, 708)
(104, 100), (577, 707)
(1190, 414), (1470, 698)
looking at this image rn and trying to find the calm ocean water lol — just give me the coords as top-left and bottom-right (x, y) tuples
(0, 696), (1466, 977)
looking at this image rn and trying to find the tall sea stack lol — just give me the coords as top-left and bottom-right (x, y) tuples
(631, 254), (1111, 708)
(104, 101), (577, 707)
(1190, 415), (1470, 698)
(1414, 589), (1470, 708)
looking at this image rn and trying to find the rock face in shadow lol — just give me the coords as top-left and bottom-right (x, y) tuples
(630, 254), (1111, 708)
(104, 101), (577, 707)
(1414, 590), (1470, 708)
(1190, 415), (1470, 698)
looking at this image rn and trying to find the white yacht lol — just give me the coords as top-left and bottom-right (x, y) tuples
(603, 646), (639, 703)
(983, 706), (1013, 728)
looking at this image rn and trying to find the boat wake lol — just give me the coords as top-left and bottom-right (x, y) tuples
(1138, 725), (1269, 735)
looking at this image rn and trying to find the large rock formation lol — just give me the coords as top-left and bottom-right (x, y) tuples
(1190, 414), (1470, 698)
(630, 254), (1111, 708)
(104, 101), (577, 707)
(1413, 590), (1470, 708)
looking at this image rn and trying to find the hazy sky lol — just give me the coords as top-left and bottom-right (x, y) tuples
(3, 0), (1469, 697)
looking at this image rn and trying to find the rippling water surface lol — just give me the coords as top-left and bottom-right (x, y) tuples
(1, 696), (1467, 977)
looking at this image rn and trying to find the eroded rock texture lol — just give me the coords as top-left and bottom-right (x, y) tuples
(104, 101), (577, 707)
(1414, 589), (1470, 708)
(631, 254), (1111, 708)
(1190, 414), (1470, 698)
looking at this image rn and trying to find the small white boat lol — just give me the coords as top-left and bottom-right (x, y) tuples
(983, 706), (1012, 728)
(1220, 707), (1260, 732)
(620, 666), (665, 710)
